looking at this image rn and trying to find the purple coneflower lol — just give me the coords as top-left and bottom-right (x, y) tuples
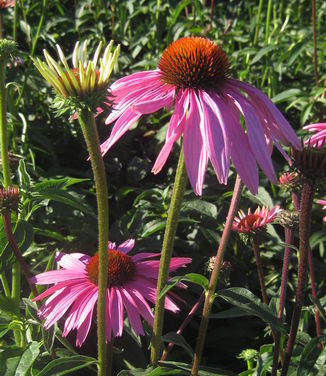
(31, 239), (191, 346)
(304, 123), (326, 145)
(232, 206), (282, 233)
(101, 37), (300, 195)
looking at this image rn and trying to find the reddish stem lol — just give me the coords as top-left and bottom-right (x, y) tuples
(2, 211), (38, 298)
(271, 227), (293, 376)
(281, 180), (315, 376)
(251, 235), (268, 305)
(161, 292), (205, 361)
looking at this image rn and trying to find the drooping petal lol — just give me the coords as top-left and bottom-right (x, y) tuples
(226, 87), (276, 183)
(183, 90), (208, 195)
(232, 80), (301, 149)
(151, 90), (188, 174)
(100, 110), (141, 155)
(119, 287), (144, 336)
(200, 90), (230, 184)
(213, 92), (259, 194)
(110, 288), (124, 337)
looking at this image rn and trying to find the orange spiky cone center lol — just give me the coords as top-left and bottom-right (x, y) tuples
(86, 249), (135, 287)
(158, 37), (230, 90)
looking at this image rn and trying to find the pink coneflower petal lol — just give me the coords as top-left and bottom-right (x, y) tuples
(119, 287), (144, 335)
(110, 287), (124, 337)
(102, 37), (300, 195)
(31, 269), (85, 285)
(232, 206), (282, 233)
(152, 90), (188, 174)
(200, 91), (229, 184)
(101, 110), (141, 155)
(183, 90), (208, 195)
(55, 253), (87, 270)
(32, 239), (190, 346)
(304, 123), (326, 145)
(117, 239), (135, 254)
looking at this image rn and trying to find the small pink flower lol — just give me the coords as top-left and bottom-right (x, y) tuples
(317, 199), (326, 222)
(0, 0), (14, 8)
(304, 123), (326, 146)
(232, 206), (282, 233)
(31, 239), (191, 347)
(102, 37), (300, 195)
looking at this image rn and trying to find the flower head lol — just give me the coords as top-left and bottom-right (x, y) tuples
(304, 123), (326, 146)
(279, 171), (300, 191)
(0, 186), (19, 214)
(31, 239), (191, 346)
(33, 40), (119, 113)
(0, 0), (14, 8)
(102, 37), (300, 195)
(232, 206), (282, 233)
(317, 199), (326, 222)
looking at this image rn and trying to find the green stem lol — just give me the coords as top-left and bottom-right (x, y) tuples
(253, 0), (263, 45)
(191, 175), (243, 375)
(13, 0), (18, 42)
(264, 0), (272, 45)
(0, 272), (10, 296)
(11, 261), (21, 344)
(77, 110), (109, 376)
(0, 60), (11, 186)
(15, 0), (47, 107)
(150, 146), (187, 365)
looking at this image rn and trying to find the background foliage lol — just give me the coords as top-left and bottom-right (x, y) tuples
(0, 0), (326, 374)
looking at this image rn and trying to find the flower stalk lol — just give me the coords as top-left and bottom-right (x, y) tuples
(251, 235), (268, 305)
(150, 146), (188, 365)
(281, 178), (315, 376)
(77, 110), (109, 376)
(191, 175), (243, 375)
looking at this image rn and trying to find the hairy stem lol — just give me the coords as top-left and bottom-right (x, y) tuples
(78, 110), (109, 376)
(271, 227), (293, 376)
(150, 146), (188, 365)
(281, 179), (315, 376)
(191, 175), (243, 375)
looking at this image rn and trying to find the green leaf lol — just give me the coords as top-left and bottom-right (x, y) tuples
(297, 336), (326, 376)
(271, 89), (301, 104)
(210, 306), (252, 319)
(161, 332), (193, 358)
(183, 200), (218, 219)
(308, 294), (326, 323)
(159, 273), (209, 299)
(117, 367), (184, 376)
(216, 288), (286, 333)
(30, 188), (94, 216)
(0, 342), (39, 376)
(35, 355), (97, 376)
(15, 342), (39, 376)
(0, 294), (18, 316)
(250, 45), (277, 65)
(160, 361), (237, 375)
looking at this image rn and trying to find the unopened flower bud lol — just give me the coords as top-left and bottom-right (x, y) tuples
(275, 209), (300, 229)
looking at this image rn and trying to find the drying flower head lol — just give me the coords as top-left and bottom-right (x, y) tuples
(101, 36), (300, 195)
(317, 199), (326, 222)
(232, 206), (282, 234)
(33, 40), (120, 114)
(292, 138), (326, 182)
(0, 186), (19, 214)
(279, 171), (300, 191)
(275, 209), (300, 228)
(0, 0), (14, 8)
(31, 239), (191, 346)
